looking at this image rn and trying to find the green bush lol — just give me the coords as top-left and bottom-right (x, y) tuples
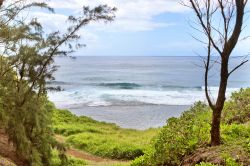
(224, 157), (241, 166)
(222, 88), (250, 124)
(221, 124), (250, 143)
(132, 102), (211, 166)
(132, 88), (250, 166)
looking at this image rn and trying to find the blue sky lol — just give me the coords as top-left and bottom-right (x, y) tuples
(27, 0), (250, 56)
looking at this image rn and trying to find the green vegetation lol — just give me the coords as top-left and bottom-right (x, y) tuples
(50, 88), (250, 165)
(52, 106), (158, 160)
(0, 1), (116, 165)
(131, 88), (250, 166)
(131, 102), (211, 166)
(0, 58), (58, 166)
(0, 0), (249, 166)
(222, 88), (250, 124)
(51, 150), (87, 166)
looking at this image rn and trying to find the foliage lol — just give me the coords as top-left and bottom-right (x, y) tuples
(222, 88), (250, 124)
(52, 108), (158, 160)
(0, 1), (116, 166)
(221, 123), (250, 143)
(51, 150), (87, 166)
(132, 89), (250, 166)
(131, 102), (211, 166)
(222, 154), (242, 166)
(0, 68), (67, 165)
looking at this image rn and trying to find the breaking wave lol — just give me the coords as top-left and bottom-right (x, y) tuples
(98, 82), (141, 89)
(48, 85), (239, 108)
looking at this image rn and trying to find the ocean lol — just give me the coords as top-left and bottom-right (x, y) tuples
(48, 56), (250, 129)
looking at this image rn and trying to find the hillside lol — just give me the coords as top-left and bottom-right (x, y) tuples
(0, 129), (25, 166)
(132, 89), (250, 166)
(51, 105), (159, 161)
(1, 89), (249, 166)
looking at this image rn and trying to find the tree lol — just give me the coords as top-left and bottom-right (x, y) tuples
(184, 0), (248, 146)
(0, 1), (116, 165)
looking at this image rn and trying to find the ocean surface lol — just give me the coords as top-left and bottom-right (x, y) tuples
(48, 56), (250, 129)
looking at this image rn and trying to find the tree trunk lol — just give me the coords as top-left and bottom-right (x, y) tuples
(187, 0), (246, 147)
(210, 56), (229, 146)
(210, 109), (222, 146)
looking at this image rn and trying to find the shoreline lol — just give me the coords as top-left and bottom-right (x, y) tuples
(57, 104), (191, 130)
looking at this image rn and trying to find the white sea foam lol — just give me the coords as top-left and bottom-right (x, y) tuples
(48, 57), (249, 109)
(48, 86), (240, 108)
(201, 86), (239, 91)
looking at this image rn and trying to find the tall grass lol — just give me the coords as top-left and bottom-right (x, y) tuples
(52, 107), (158, 160)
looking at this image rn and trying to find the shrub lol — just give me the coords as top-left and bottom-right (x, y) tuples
(222, 88), (250, 124)
(132, 102), (211, 166)
(132, 89), (250, 166)
(221, 124), (250, 143)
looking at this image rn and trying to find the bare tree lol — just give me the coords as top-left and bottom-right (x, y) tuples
(184, 0), (249, 146)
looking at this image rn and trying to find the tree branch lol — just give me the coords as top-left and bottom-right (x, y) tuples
(228, 59), (249, 76)
(189, 0), (223, 55)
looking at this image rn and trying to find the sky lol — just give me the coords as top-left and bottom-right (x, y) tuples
(23, 0), (250, 56)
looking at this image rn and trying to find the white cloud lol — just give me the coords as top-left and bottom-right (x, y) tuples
(3, 0), (190, 53)
(27, 12), (67, 32)
(47, 0), (187, 14)
(26, 0), (188, 32)
(24, 11), (99, 45)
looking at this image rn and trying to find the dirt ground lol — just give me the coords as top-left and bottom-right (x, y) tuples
(56, 135), (130, 166)
(0, 129), (26, 166)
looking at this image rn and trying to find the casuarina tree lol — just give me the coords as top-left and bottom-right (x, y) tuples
(0, 1), (116, 165)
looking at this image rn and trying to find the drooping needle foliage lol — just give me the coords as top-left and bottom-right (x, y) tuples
(0, 1), (116, 165)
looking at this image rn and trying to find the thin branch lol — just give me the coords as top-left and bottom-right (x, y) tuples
(228, 59), (249, 76)
(189, 0), (223, 55)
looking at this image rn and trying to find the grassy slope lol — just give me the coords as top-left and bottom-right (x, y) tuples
(52, 88), (250, 166)
(52, 108), (158, 161)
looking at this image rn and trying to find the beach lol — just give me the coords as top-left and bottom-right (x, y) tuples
(61, 105), (189, 130)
